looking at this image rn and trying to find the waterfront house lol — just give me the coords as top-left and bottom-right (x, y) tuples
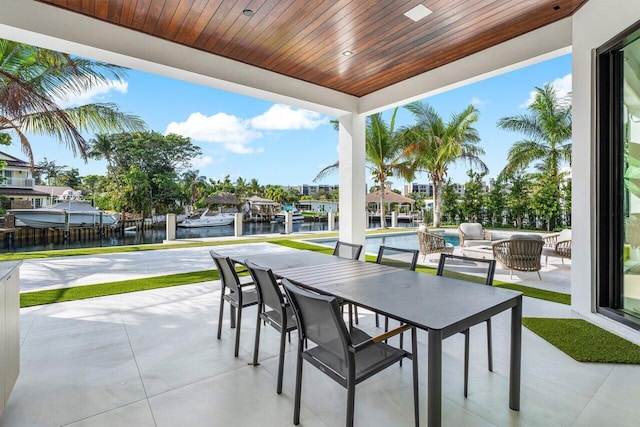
(0, 151), (49, 209)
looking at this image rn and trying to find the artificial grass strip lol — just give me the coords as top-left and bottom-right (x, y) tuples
(522, 318), (640, 364)
(494, 282), (571, 305)
(273, 240), (334, 254)
(20, 269), (220, 308)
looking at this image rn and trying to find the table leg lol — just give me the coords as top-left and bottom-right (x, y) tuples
(509, 295), (522, 411)
(427, 329), (442, 427)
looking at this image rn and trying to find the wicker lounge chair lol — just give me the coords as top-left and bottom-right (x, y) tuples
(542, 229), (572, 265)
(417, 229), (454, 261)
(458, 223), (492, 247)
(492, 234), (544, 280)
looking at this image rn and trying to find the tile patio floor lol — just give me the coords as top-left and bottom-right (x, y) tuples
(3, 242), (639, 426)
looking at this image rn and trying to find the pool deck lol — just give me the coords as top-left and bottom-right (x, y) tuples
(19, 229), (570, 296)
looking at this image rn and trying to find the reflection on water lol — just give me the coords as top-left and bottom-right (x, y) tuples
(4, 219), (414, 253)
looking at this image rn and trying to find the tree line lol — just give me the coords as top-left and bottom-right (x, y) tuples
(314, 83), (571, 231)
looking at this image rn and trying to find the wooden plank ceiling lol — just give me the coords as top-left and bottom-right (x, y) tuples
(36, 0), (588, 97)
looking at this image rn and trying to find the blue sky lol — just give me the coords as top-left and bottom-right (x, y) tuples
(4, 53), (572, 189)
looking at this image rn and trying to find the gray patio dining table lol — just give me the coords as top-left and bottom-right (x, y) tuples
(229, 249), (522, 427)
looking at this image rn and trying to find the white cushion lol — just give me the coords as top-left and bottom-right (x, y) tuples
(459, 223), (484, 239)
(558, 229), (572, 242)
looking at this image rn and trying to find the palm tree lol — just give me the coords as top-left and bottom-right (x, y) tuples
(265, 186), (288, 204)
(403, 102), (487, 227)
(0, 40), (147, 165)
(249, 178), (262, 196)
(181, 170), (207, 208)
(88, 133), (115, 163)
(497, 83), (571, 228)
(315, 108), (412, 229)
(36, 157), (66, 185)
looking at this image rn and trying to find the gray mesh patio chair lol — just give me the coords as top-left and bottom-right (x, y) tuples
(492, 234), (544, 279)
(333, 241), (363, 260)
(437, 253), (496, 398)
(375, 246), (419, 341)
(282, 279), (419, 427)
(210, 250), (259, 357)
(333, 241), (364, 325)
(245, 260), (298, 394)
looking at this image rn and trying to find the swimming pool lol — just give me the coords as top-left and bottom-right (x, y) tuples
(309, 231), (460, 255)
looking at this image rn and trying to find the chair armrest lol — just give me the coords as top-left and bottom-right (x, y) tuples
(350, 324), (413, 352)
(483, 229), (492, 240)
(556, 239), (572, 257)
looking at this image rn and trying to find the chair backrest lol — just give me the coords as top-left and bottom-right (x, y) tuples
(459, 223), (485, 239)
(558, 229), (572, 242)
(245, 260), (285, 313)
(210, 250), (241, 293)
(333, 241), (363, 260)
(418, 230), (446, 253)
(376, 245), (419, 271)
(282, 279), (350, 364)
(493, 237), (544, 271)
(436, 253), (496, 286)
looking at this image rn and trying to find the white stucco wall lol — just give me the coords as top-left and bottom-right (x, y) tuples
(572, 0), (640, 343)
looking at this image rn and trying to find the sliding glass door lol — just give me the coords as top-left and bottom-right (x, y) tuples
(597, 21), (640, 327)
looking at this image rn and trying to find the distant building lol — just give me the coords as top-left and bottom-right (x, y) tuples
(301, 184), (339, 196)
(402, 182), (433, 197)
(297, 200), (339, 213)
(0, 151), (50, 209)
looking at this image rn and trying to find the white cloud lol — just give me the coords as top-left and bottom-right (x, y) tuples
(167, 105), (329, 155)
(521, 73), (572, 108)
(166, 112), (262, 154)
(470, 96), (486, 106)
(56, 79), (128, 107)
(190, 155), (215, 168)
(250, 104), (328, 130)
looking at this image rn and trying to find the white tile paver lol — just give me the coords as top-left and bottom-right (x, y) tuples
(4, 241), (640, 426)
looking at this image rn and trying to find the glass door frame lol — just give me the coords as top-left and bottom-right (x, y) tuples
(596, 20), (640, 329)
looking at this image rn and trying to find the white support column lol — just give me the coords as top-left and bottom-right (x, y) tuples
(327, 211), (336, 232)
(234, 213), (243, 237)
(284, 211), (293, 234)
(338, 113), (366, 258)
(166, 214), (176, 240)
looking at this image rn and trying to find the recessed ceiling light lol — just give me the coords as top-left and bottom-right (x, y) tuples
(242, 9), (255, 17)
(343, 50), (353, 56)
(404, 4), (433, 22)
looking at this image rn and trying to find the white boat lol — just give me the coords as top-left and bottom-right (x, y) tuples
(178, 209), (235, 227)
(272, 207), (305, 223)
(9, 201), (119, 229)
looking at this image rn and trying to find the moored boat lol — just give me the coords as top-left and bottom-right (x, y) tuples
(271, 206), (305, 223)
(9, 201), (119, 229)
(177, 209), (235, 227)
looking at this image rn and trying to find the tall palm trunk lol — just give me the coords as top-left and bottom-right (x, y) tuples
(432, 179), (442, 227)
(379, 178), (386, 229)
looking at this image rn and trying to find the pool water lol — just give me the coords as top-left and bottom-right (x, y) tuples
(310, 232), (460, 255)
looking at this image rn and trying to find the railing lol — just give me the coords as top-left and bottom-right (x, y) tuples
(0, 177), (35, 188)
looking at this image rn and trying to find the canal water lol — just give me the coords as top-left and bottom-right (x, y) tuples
(3, 219), (412, 253)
